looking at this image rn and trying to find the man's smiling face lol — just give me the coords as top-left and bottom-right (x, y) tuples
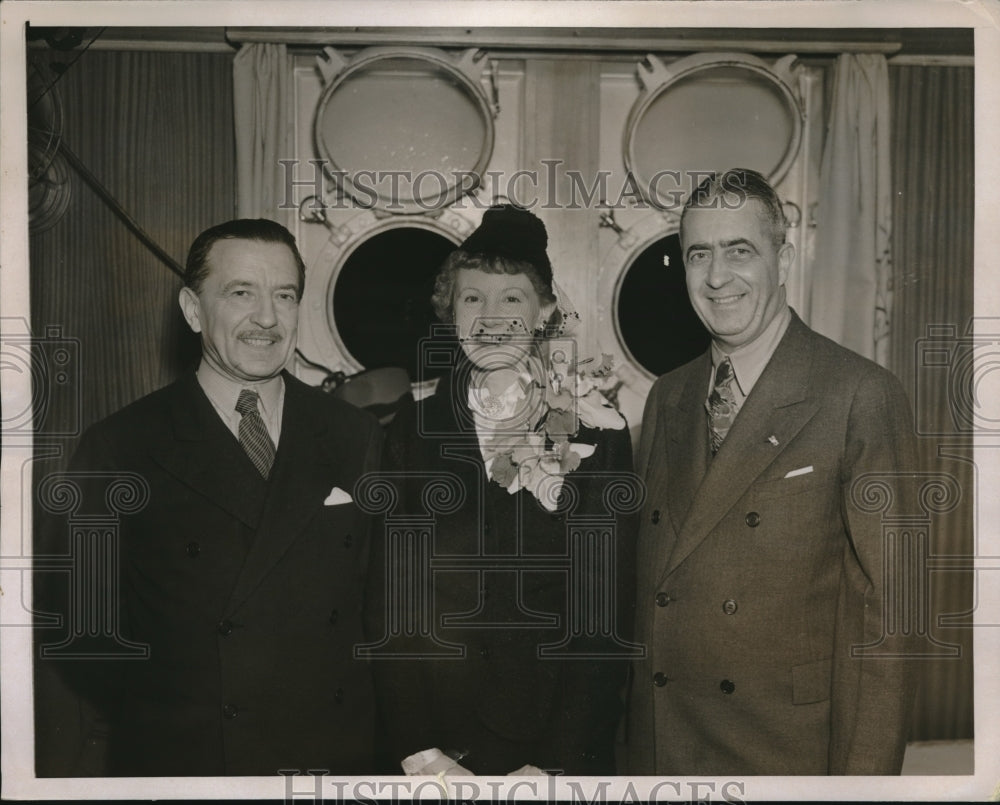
(179, 238), (300, 383)
(681, 198), (794, 351)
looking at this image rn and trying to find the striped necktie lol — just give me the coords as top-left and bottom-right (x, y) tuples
(706, 358), (738, 456)
(235, 389), (276, 478)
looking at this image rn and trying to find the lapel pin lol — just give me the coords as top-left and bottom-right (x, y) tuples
(767, 435), (780, 447)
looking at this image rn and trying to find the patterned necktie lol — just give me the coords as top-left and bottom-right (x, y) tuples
(706, 358), (738, 456)
(235, 389), (276, 478)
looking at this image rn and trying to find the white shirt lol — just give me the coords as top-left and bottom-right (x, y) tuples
(708, 305), (792, 408)
(196, 360), (285, 445)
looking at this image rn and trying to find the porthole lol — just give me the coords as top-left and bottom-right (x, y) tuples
(331, 225), (459, 380)
(314, 47), (496, 214)
(614, 231), (710, 379)
(625, 52), (802, 208)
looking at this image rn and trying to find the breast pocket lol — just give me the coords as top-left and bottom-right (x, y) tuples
(753, 465), (832, 502)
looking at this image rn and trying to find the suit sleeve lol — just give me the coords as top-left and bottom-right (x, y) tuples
(34, 425), (125, 776)
(830, 369), (919, 774)
(354, 408), (384, 578)
(634, 376), (666, 478)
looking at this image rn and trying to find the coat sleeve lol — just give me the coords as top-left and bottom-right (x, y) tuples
(540, 421), (641, 773)
(830, 368), (919, 774)
(362, 396), (439, 771)
(34, 424), (125, 776)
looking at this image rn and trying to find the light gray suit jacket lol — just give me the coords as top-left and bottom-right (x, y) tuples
(626, 312), (918, 775)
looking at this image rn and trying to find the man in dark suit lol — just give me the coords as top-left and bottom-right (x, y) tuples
(37, 219), (381, 776)
(627, 169), (918, 775)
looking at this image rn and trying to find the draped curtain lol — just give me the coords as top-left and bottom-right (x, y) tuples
(809, 54), (893, 365)
(233, 43), (292, 219)
(28, 50), (235, 445)
(30, 50), (236, 776)
(890, 65), (975, 743)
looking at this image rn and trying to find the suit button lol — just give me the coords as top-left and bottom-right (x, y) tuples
(655, 592), (671, 607)
(722, 599), (738, 615)
(651, 509), (661, 524)
(217, 619), (234, 636)
(652, 672), (668, 687)
(745, 511), (761, 528)
(222, 704), (239, 719)
(550, 513), (564, 522)
(186, 542), (200, 558)
(479, 647), (490, 660)
(720, 679), (735, 694)
(343, 533), (353, 547)
(334, 687), (344, 704)
(329, 609), (339, 625)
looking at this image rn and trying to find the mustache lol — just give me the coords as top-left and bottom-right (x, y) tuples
(238, 330), (283, 341)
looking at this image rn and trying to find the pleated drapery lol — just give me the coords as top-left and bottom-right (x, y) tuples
(28, 50), (236, 443)
(809, 54), (893, 365)
(30, 50), (236, 777)
(889, 64), (974, 743)
(233, 43), (292, 220)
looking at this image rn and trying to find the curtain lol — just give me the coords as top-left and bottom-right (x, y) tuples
(30, 50), (236, 776)
(809, 54), (892, 365)
(233, 43), (292, 219)
(890, 65), (974, 743)
(29, 50), (235, 440)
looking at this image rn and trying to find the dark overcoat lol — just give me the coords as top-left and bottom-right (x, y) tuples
(626, 312), (918, 775)
(37, 371), (382, 776)
(364, 367), (640, 775)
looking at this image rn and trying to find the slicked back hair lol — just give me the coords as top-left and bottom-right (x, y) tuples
(680, 168), (787, 249)
(184, 218), (306, 295)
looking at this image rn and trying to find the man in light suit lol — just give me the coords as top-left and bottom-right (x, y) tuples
(627, 170), (918, 775)
(38, 219), (381, 775)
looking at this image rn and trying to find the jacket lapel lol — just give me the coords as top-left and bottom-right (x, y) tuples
(224, 374), (347, 613)
(663, 314), (820, 578)
(150, 372), (267, 529)
(664, 353), (712, 539)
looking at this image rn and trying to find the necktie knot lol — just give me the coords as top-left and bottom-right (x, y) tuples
(235, 389), (275, 478)
(713, 359), (733, 388)
(235, 389), (260, 416)
(706, 358), (738, 456)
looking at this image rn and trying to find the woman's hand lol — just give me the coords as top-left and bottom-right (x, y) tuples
(401, 748), (474, 777)
(507, 764), (548, 776)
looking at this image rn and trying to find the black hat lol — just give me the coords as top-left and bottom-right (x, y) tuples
(459, 204), (553, 290)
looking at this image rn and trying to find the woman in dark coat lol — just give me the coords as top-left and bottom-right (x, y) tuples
(363, 205), (640, 776)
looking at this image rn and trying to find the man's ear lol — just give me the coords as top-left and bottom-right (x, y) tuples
(178, 287), (203, 334)
(777, 240), (795, 286)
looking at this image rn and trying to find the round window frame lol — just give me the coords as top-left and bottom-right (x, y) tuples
(313, 46), (496, 215)
(597, 212), (699, 396)
(623, 52), (804, 209)
(299, 209), (470, 376)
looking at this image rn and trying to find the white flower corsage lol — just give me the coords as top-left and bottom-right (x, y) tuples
(473, 354), (625, 512)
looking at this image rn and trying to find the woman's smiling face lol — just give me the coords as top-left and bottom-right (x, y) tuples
(453, 268), (550, 368)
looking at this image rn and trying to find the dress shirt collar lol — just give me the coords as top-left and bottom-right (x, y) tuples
(196, 360), (285, 441)
(710, 304), (792, 398)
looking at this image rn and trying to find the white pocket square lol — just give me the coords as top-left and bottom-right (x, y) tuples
(783, 465), (814, 479)
(323, 487), (353, 506)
